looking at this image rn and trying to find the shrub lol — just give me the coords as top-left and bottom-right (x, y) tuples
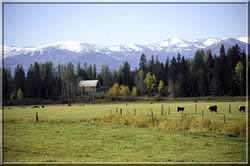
(158, 80), (165, 96)
(223, 121), (246, 137)
(17, 88), (23, 100)
(119, 85), (130, 96)
(84, 111), (246, 138)
(131, 87), (137, 97)
(106, 83), (120, 97)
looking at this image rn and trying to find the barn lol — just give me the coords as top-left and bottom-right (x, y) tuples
(79, 80), (99, 100)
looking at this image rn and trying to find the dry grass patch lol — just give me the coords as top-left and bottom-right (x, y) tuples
(96, 114), (246, 137)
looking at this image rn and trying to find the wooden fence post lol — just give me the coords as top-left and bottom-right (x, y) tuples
(161, 104), (164, 116)
(228, 104), (231, 113)
(202, 110), (204, 120)
(195, 103), (197, 114)
(151, 110), (154, 124)
(181, 111), (184, 121)
(134, 109), (136, 116)
(168, 106), (170, 115)
(120, 108), (122, 115)
(35, 112), (39, 122)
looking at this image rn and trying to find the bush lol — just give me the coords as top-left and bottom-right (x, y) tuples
(17, 88), (23, 100)
(224, 121), (246, 137)
(106, 83), (120, 97)
(131, 87), (137, 97)
(119, 85), (130, 96)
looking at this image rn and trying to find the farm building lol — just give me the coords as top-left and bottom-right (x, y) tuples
(79, 80), (98, 96)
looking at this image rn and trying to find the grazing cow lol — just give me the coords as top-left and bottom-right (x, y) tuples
(239, 106), (246, 112)
(177, 107), (184, 112)
(32, 105), (39, 109)
(41, 105), (45, 108)
(207, 105), (217, 112)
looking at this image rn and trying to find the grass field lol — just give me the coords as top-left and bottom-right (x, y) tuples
(3, 100), (247, 162)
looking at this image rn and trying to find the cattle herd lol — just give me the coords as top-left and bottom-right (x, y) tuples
(176, 105), (246, 112)
(31, 103), (246, 113)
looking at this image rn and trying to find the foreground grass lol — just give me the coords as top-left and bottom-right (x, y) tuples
(4, 121), (246, 162)
(4, 101), (247, 162)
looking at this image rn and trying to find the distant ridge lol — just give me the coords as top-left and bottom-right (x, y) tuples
(2, 37), (248, 71)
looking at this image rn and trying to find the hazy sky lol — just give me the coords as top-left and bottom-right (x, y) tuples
(4, 3), (247, 47)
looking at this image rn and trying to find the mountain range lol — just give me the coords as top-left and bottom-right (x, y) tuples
(2, 37), (248, 71)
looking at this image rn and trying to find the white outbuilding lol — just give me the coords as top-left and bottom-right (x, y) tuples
(79, 80), (99, 99)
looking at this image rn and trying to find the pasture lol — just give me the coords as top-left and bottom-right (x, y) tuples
(3, 100), (247, 162)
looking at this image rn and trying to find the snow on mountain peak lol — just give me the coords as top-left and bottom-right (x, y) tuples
(104, 43), (142, 52)
(160, 37), (189, 48)
(2, 45), (37, 57)
(2, 37), (247, 59)
(3, 37), (247, 72)
(108, 45), (121, 52)
(202, 38), (221, 46)
(125, 43), (142, 52)
(48, 41), (83, 53)
(237, 36), (248, 43)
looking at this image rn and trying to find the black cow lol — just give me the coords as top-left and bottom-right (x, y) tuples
(32, 105), (39, 109)
(239, 106), (246, 112)
(177, 107), (184, 112)
(207, 105), (217, 112)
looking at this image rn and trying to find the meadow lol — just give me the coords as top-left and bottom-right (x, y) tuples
(3, 100), (247, 162)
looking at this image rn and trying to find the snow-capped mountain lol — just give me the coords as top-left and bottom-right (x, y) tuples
(2, 37), (248, 71)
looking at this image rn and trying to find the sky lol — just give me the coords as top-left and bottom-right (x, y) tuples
(3, 2), (247, 47)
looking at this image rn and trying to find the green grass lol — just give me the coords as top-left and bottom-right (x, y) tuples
(4, 101), (246, 122)
(4, 122), (246, 162)
(3, 101), (247, 162)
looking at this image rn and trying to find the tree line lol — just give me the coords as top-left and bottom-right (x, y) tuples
(2, 44), (248, 104)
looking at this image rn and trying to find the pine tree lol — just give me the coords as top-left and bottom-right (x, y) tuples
(64, 63), (74, 104)
(206, 50), (214, 91)
(26, 64), (35, 97)
(120, 61), (130, 86)
(33, 62), (41, 98)
(3, 68), (13, 101)
(93, 64), (97, 79)
(168, 57), (177, 96)
(164, 58), (169, 85)
(193, 50), (206, 96)
(100, 65), (112, 90)
(14, 64), (25, 96)
(139, 53), (147, 71)
(210, 57), (223, 96)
